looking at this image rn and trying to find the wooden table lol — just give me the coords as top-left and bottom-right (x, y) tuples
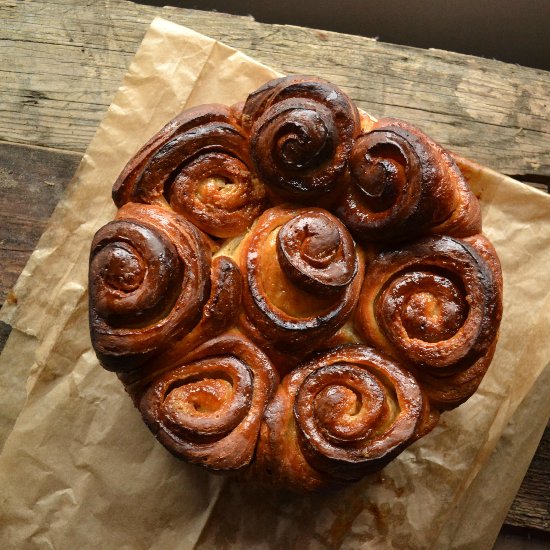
(1, 0), (549, 545)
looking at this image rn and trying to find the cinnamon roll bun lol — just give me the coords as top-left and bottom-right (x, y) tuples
(355, 234), (503, 408)
(113, 105), (265, 238)
(238, 206), (364, 371)
(139, 333), (277, 471)
(255, 345), (436, 491)
(335, 118), (481, 243)
(89, 203), (210, 372)
(242, 76), (361, 201)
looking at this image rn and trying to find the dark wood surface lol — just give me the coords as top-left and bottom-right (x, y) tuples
(505, 425), (550, 533)
(1, 0), (548, 544)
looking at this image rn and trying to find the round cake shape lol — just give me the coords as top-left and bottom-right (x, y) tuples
(88, 75), (503, 492)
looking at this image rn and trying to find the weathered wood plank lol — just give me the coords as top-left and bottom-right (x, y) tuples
(506, 425), (550, 533)
(0, 0), (549, 180)
(0, 142), (82, 304)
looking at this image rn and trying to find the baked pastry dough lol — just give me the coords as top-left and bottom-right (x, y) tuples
(238, 205), (364, 372)
(336, 118), (482, 242)
(139, 334), (277, 470)
(355, 233), (502, 409)
(242, 75), (361, 201)
(254, 344), (436, 491)
(89, 75), (503, 491)
(113, 105), (265, 238)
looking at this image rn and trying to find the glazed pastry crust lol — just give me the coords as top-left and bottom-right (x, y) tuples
(89, 75), (503, 491)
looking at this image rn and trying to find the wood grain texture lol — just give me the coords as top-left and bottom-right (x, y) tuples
(0, 142), (81, 304)
(0, 0), (548, 537)
(505, 425), (550, 534)
(1, 0), (549, 181)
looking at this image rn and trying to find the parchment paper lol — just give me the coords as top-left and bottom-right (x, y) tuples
(1, 17), (549, 549)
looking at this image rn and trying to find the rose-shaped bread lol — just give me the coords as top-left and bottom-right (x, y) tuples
(113, 104), (265, 238)
(242, 75), (361, 201)
(89, 203), (211, 372)
(89, 75), (503, 492)
(355, 234), (503, 409)
(238, 206), (364, 372)
(139, 333), (278, 471)
(254, 345), (436, 492)
(335, 118), (481, 243)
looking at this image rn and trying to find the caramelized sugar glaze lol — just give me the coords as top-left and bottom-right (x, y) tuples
(89, 76), (502, 491)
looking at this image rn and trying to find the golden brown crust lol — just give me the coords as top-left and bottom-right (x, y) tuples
(89, 203), (211, 372)
(89, 75), (504, 491)
(242, 75), (361, 201)
(254, 345), (434, 492)
(354, 234), (503, 409)
(335, 118), (482, 243)
(139, 332), (278, 471)
(238, 206), (364, 372)
(113, 104), (266, 238)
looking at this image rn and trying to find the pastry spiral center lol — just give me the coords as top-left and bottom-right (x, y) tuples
(383, 271), (469, 343)
(165, 378), (233, 415)
(351, 142), (408, 212)
(161, 357), (253, 438)
(313, 383), (383, 442)
(276, 211), (357, 293)
(101, 245), (145, 292)
(183, 153), (252, 211)
(90, 219), (186, 328)
(300, 221), (341, 267)
(296, 364), (395, 448)
(275, 113), (333, 170)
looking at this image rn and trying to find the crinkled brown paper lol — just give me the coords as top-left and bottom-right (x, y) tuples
(0, 17), (549, 550)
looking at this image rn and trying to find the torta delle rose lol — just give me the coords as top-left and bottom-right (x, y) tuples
(89, 76), (503, 491)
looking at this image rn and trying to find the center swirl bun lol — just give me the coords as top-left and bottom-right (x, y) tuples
(239, 206), (364, 370)
(90, 75), (503, 492)
(276, 210), (357, 293)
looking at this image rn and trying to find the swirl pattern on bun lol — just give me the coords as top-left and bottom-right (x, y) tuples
(254, 345), (436, 491)
(242, 76), (361, 201)
(238, 206), (363, 369)
(335, 118), (481, 242)
(89, 75), (503, 491)
(139, 334), (278, 471)
(113, 105), (265, 238)
(89, 203), (211, 372)
(355, 234), (503, 408)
